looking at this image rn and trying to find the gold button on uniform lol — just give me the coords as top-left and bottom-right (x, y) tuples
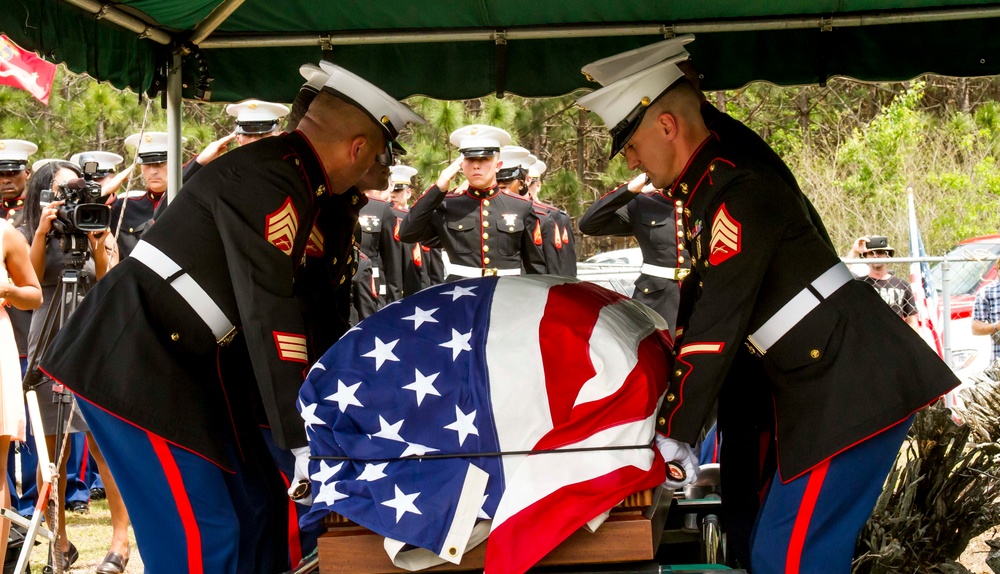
(650, 220), (657, 225)
(483, 221), (489, 228)
(339, 276), (346, 284)
(674, 369), (682, 377)
(170, 333), (180, 341)
(482, 232), (489, 239)
(675, 200), (682, 207)
(677, 230), (684, 238)
(642, 288), (649, 293)
(508, 226), (514, 231)
(483, 200), (490, 207)
(665, 393), (676, 402)
(128, 227), (134, 233)
(457, 224), (464, 230)
(703, 261), (709, 268)
(332, 257), (337, 265)
(351, 196), (358, 205)
(810, 349), (821, 359)
(678, 256), (685, 263)
(484, 257), (491, 264)
(483, 245), (490, 252)
(482, 210), (490, 216)
(658, 417), (666, 426)
(316, 184), (326, 196)
(294, 158), (300, 166)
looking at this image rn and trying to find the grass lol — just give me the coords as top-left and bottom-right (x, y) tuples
(13, 499), (142, 573)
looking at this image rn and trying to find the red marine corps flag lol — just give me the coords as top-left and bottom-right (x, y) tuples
(0, 35), (57, 105)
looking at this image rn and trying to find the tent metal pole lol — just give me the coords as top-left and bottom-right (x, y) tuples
(189, 0), (248, 46)
(166, 51), (183, 204)
(58, 0), (172, 44)
(199, 6), (1000, 49)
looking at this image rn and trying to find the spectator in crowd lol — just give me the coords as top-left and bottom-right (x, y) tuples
(847, 235), (919, 331)
(972, 261), (1000, 365)
(20, 161), (130, 572)
(0, 196), (42, 568)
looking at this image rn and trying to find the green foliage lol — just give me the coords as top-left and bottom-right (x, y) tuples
(4, 66), (1000, 258)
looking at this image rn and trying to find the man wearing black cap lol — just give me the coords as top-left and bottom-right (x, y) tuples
(579, 44), (958, 573)
(40, 62), (423, 573)
(398, 125), (546, 279)
(848, 235), (919, 330)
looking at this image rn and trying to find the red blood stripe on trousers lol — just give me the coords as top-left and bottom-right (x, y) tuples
(785, 459), (830, 574)
(148, 434), (204, 574)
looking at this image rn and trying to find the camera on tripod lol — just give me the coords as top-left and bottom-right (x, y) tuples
(51, 159), (111, 256)
(53, 159), (111, 235)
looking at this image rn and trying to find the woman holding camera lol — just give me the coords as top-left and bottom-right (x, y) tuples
(20, 161), (130, 572)
(0, 194), (42, 570)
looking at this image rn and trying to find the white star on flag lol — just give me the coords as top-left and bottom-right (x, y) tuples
(444, 406), (479, 446)
(324, 380), (364, 413)
(300, 400), (326, 431)
(478, 494), (491, 520)
(400, 442), (439, 458)
(439, 328), (473, 360)
(311, 461), (343, 485)
(401, 306), (439, 330)
(314, 482), (348, 506)
(440, 285), (477, 301)
(358, 462), (389, 481)
(402, 369), (441, 406)
(362, 337), (400, 371)
(381, 485), (422, 523)
(373, 416), (406, 442)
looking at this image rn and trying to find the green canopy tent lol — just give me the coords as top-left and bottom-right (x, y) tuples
(3, 0), (1000, 196)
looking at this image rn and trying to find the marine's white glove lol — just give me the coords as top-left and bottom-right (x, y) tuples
(288, 446), (313, 506)
(436, 157), (465, 190)
(627, 172), (652, 193)
(654, 433), (699, 490)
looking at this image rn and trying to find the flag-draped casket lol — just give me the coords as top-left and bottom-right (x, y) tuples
(299, 276), (674, 573)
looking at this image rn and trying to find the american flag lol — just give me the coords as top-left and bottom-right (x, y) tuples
(907, 191), (943, 356)
(298, 275), (673, 573)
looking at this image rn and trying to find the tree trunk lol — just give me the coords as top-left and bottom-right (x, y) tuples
(714, 90), (727, 112)
(796, 90), (811, 148)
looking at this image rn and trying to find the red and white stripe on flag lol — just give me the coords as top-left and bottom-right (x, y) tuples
(484, 277), (673, 573)
(0, 35), (57, 105)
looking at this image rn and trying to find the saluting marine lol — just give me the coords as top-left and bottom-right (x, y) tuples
(112, 132), (185, 258)
(398, 125), (546, 279)
(579, 178), (689, 328)
(183, 99), (290, 183)
(527, 159), (577, 277)
(388, 164), (430, 297)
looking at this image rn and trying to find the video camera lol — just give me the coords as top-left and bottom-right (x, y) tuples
(53, 158), (111, 235)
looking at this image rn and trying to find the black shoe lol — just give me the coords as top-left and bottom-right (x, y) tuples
(95, 550), (129, 574)
(47, 541), (79, 569)
(66, 500), (89, 514)
(90, 487), (107, 500)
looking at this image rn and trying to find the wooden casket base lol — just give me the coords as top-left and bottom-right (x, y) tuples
(317, 488), (668, 574)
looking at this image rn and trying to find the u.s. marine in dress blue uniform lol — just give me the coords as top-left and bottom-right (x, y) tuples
(579, 183), (689, 328)
(40, 60), (424, 573)
(398, 126), (546, 279)
(578, 40), (960, 573)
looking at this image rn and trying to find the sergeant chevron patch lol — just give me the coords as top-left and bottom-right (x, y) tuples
(266, 198), (299, 256)
(708, 203), (741, 265)
(274, 331), (308, 363)
(306, 223), (324, 257)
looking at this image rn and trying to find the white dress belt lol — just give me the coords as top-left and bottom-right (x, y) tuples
(640, 263), (689, 281)
(130, 241), (236, 344)
(747, 262), (854, 354)
(449, 263), (521, 278)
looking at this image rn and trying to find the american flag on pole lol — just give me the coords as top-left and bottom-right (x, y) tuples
(907, 191), (943, 357)
(299, 276), (673, 573)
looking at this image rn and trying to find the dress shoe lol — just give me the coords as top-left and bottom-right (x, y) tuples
(95, 550), (129, 574)
(90, 486), (107, 500)
(66, 500), (89, 514)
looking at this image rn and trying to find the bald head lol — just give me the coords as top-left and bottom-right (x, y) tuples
(297, 91), (386, 194)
